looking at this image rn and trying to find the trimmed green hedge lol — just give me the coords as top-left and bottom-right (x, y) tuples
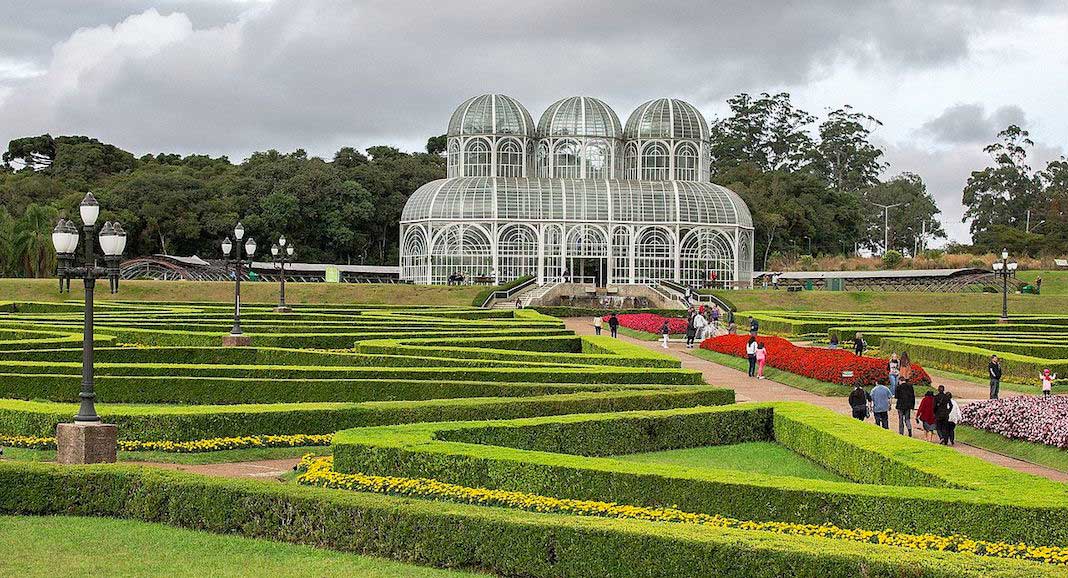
(0, 462), (1058, 577)
(332, 403), (1068, 546)
(0, 387), (733, 441)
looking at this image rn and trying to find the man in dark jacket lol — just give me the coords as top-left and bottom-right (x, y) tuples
(848, 384), (870, 421)
(933, 385), (950, 443)
(895, 379), (916, 436)
(988, 355), (1003, 399)
(607, 313), (620, 338)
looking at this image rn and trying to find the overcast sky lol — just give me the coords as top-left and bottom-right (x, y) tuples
(2, 1), (1067, 244)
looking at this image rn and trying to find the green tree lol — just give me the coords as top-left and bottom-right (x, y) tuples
(810, 106), (887, 193)
(0, 207), (15, 276)
(3, 135), (57, 170)
(426, 134), (447, 155)
(709, 93), (815, 176)
(862, 173), (945, 254)
(13, 203), (58, 277)
(962, 125), (1041, 238)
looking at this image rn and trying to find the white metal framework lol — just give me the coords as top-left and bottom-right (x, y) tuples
(405, 94), (754, 287)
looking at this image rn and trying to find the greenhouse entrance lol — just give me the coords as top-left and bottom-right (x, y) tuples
(568, 257), (607, 286)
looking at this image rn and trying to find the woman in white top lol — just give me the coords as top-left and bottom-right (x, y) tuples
(946, 393), (961, 446)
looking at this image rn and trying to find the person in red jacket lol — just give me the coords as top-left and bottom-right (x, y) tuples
(915, 390), (937, 443)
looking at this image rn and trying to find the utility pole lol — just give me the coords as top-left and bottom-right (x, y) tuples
(870, 202), (902, 255)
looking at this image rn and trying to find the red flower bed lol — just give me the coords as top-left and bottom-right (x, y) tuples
(700, 334), (931, 387)
(602, 313), (688, 335)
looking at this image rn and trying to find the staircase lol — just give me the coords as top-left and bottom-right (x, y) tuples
(492, 282), (560, 309)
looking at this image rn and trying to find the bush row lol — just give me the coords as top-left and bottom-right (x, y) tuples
(0, 462), (1052, 577)
(357, 336), (679, 368)
(0, 388), (732, 441)
(331, 403), (1068, 546)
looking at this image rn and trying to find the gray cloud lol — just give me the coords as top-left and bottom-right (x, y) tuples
(918, 103), (1028, 145)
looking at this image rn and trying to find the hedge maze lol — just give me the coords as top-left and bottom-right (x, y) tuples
(748, 310), (1068, 386)
(0, 301), (726, 446)
(3, 300), (1067, 576)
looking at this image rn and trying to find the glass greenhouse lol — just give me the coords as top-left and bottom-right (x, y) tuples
(401, 94), (754, 287)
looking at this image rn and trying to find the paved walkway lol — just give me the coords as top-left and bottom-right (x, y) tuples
(567, 319), (1068, 483)
(127, 458), (301, 479)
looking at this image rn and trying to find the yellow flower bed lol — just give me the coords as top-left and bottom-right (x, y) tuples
(297, 455), (1068, 566)
(0, 434), (333, 453)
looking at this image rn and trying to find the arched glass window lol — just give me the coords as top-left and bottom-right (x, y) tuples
(611, 226), (631, 284)
(680, 228), (734, 289)
(635, 226), (674, 284)
(641, 142), (670, 180)
(401, 227), (428, 283)
(553, 140), (581, 179)
(498, 224), (538, 281)
(496, 139), (523, 177)
(463, 139), (491, 177)
(623, 143), (639, 179)
(674, 142), (698, 181)
(585, 140), (609, 179)
(535, 141), (550, 177)
(543, 224), (564, 281)
(447, 140), (460, 178)
(430, 224), (492, 284)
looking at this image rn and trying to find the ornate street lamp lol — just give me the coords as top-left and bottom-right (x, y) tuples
(221, 222), (256, 346)
(51, 192), (126, 464)
(991, 248), (1018, 324)
(270, 235), (295, 312)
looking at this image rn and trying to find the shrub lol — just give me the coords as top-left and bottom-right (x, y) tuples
(962, 397), (1068, 448)
(882, 250), (903, 269)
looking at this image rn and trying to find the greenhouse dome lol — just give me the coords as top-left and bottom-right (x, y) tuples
(402, 94), (754, 288)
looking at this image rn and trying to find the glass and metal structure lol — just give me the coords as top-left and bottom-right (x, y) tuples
(403, 94), (754, 287)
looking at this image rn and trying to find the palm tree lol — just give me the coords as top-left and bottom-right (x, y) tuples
(13, 204), (58, 278)
(0, 207), (15, 277)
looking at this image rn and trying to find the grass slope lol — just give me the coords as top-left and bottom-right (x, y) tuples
(0, 515), (485, 577)
(689, 347), (848, 396)
(1017, 270), (1068, 295)
(712, 289), (1068, 315)
(614, 441), (847, 482)
(956, 426), (1068, 474)
(0, 278), (481, 306)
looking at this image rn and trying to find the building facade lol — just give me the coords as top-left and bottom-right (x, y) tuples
(400, 94), (754, 287)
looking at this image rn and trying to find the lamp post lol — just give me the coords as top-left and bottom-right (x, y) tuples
(270, 235), (295, 312)
(51, 192), (126, 464)
(870, 202), (903, 255)
(221, 222), (256, 346)
(991, 248), (1018, 324)
(803, 235), (812, 255)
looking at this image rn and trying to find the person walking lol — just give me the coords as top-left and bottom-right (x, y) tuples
(755, 342), (767, 379)
(710, 305), (721, 332)
(659, 319), (671, 349)
(946, 393), (961, 446)
(693, 310), (708, 343)
(916, 390), (937, 442)
(934, 386), (951, 444)
(848, 383), (870, 421)
(870, 381), (891, 429)
(748, 316), (759, 336)
(828, 333), (839, 349)
(853, 332), (866, 357)
(895, 377), (916, 437)
(1041, 368), (1057, 397)
(593, 316), (603, 336)
(746, 336), (758, 377)
(887, 353), (900, 398)
(685, 312), (697, 349)
(988, 355), (1002, 399)
(608, 313), (619, 338)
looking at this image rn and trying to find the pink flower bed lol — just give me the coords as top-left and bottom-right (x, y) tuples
(603, 313), (688, 335)
(962, 396), (1068, 449)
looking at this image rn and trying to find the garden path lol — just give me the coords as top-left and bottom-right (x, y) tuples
(565, 319), (1068, 483)
(127, 458), (301, 478)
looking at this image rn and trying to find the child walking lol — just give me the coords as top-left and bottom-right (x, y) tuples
(1041, 369), (1057, 397)
(755, 342), (767, 379)
(659, 320), (671, 349)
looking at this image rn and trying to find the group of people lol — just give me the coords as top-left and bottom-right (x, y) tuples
(593, 313), (620, 338)
(655, 305), (723, 349)
(848, 351), (961, 444)
(446, 271), (467, 285)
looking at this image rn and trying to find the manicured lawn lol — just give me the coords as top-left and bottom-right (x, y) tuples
(1017, 270), (1068, 295)
(711, 289), (1066, 314)
(0, 278), (482, 306)
(1, 445), (329, 465)
(616, 326), (684, 341)
(613, 441), (847, 482)
(0, 515), (486, 577)
(690, 347), (848, 396)
(956, 426), (1068, 473)
(926, 367), (1049, 396)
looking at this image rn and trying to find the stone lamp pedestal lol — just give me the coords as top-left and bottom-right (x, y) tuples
(273, 306), (292, 313)
(56, 422), (117, 464)
(222, 334), (252, 347)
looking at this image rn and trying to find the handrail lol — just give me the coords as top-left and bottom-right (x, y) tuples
(479, 276), (537, 308)
(659, 280), (734, 313)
